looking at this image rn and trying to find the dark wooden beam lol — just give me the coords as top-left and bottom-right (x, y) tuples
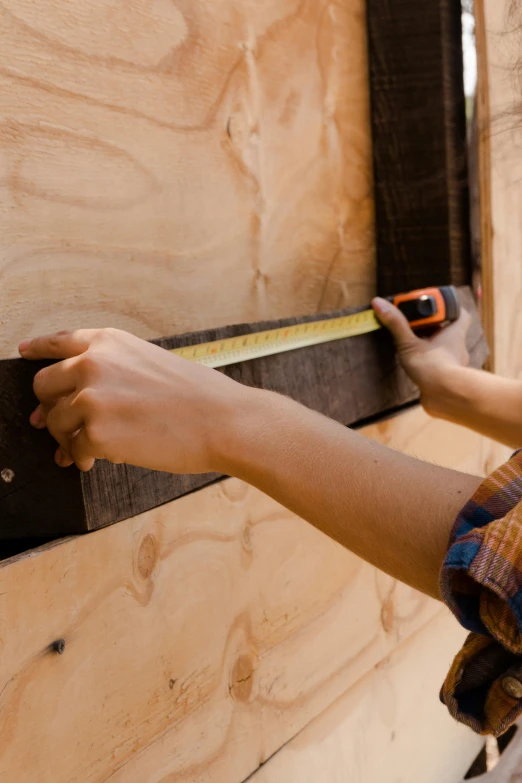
(367, 0), (471, 296)
(0, 288), (487, 540)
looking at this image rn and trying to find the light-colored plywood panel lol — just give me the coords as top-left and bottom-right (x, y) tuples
(0, 0), (374, 358)
(0, 409), (497, 783)
(0, 480), (439, 783)
(473, 0), (517, 473)
(247, 610), (482, 783)
(477, 0), (522, 381)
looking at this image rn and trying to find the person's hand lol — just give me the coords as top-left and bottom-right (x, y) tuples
(371, 297), (471, 417)
(18, 328), (245, 473)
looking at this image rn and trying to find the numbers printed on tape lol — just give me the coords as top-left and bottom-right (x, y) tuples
(170, 309), (381, 369)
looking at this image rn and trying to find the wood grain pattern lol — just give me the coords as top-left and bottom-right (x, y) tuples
(367, 0), (471, 296)
(247, 611), (483, 783)
(0, 408), (499, 783)
(0, 0), (374, 359)
(0, 287), (488, 540)
(472, 0), (518, 474)
(475, 0), (522, 382)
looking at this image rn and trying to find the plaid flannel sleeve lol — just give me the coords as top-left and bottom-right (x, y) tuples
(440, 449), (522, 736)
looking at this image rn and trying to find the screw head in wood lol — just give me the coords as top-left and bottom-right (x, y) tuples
(52, 639), (66, 655)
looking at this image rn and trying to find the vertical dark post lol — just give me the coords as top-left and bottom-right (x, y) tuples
(367, 0), (471, 296)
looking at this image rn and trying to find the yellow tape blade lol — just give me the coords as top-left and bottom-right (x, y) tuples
(170, 309), (381, 369)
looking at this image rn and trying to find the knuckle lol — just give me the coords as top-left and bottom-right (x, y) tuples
(33, 368), (48, 396)
(46, 407), (66, 441)
(75, 388), (100, 411)
(77, 352), (101, 380)
(90, 330), (106, 346)
(92, 327), (119, 345)
(47, 335), (63, 353)
(45, 407), (58, 432)
(83, 422), (105, 449)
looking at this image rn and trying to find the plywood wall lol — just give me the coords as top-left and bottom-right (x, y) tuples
(0, 0), (374, 357)
(0, 2), (505, 781)
(0, 474), (438, 783)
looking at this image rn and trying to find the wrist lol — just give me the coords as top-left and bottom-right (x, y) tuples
(207, 384), (268, 475)
(419, 364), (469, 420)
(210, 386), (292, 479)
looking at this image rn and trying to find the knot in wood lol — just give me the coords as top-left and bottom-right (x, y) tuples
(229, 653), (256, 703)
(242, 525), (253, 552)
(137, 534), (158, 580)
(380, 593), (395, 634)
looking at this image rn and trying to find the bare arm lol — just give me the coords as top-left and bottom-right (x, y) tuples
(373, 297), (522, 449)
(19, 329), (481, 599)
(419, 366), (522, 449)
(219, 388), (480, 597)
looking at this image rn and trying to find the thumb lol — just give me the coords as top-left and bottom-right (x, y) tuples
(372, 297), (420, 351)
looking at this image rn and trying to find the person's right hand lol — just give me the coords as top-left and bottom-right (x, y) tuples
(19, 328), (245, 474)
(372, 297), (472, 417)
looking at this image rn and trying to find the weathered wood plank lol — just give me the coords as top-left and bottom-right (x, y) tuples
(0, 287), (487, 540)
(368, 0), (471, 295)
(0, 408), (497, 783)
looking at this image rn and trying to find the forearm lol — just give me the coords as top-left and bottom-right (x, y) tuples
(215, 388), (481, 598)
(426, 367), (522, 449)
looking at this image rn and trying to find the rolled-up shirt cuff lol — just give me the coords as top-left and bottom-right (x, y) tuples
(440, 450), (522, 736)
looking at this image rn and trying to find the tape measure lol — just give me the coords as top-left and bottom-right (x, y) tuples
(170, 285), (460, 370)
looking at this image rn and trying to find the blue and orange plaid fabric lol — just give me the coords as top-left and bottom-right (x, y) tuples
(440, 449), (522, 736)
